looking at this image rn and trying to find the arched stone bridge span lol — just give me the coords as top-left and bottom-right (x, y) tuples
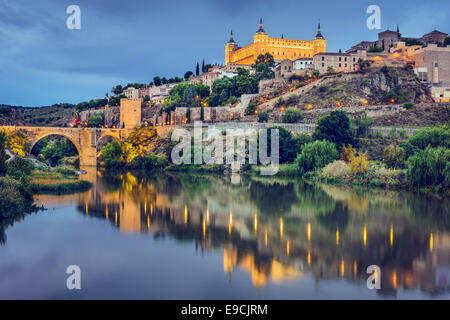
(0, 126), (129, 167)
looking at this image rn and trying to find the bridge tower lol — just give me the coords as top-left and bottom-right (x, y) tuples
(120, 98), (142, 129)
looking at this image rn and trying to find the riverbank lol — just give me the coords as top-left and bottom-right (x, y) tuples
(29, 170), (92, 194)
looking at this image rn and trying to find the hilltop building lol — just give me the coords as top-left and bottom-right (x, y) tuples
(225, 19), (326, 65)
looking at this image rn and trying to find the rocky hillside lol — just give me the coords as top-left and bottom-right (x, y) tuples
(259, 66), (433, 112)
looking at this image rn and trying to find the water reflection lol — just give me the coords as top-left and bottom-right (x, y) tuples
(30, 168), (450, 297)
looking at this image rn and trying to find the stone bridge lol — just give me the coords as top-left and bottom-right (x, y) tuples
(0, 126), (129, 167)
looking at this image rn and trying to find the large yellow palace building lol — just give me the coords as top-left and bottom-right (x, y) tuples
(225, 18), (326, 65)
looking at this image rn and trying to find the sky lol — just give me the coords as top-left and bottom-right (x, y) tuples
(0, 0), (449, 107)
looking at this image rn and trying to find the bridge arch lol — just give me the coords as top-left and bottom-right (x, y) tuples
(30, 132), (82, 157)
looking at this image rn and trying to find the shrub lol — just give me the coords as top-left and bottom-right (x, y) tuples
(399, 142), (420, 159)
(375, 130), (383, 138)
(0, 176), (34, 217)
(383, 144), (406, 169)
(258, 112), (269, 123)
(388, 127), (397, 139)
(408, 124), (450, 149)
(399, 128), (407, 139)
(372, 167), (404, 187)
(245, 99), (258, 115)
(293, 133), (311, 152)
(349, 152), (369, 175)
(7, 157), (34, 180)
(313, 111), (356, 148)
(404, 102), (414, 110)
(321, 160), (352, 180)
(87, 113), (105, 128)
(406, 146), (450, 188)
(5, 131), (31, 156)
(127, 155), (168, 170)
(296, 140), (339, 175)
(283, 108), (303, 123)
(356, 115), (373, 137)
(340, 144), (357, 163)
(100, 141), (123, 168)
(285, 94), (300, 105)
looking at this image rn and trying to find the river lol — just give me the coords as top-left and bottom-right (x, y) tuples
(0, 169), (449, 299)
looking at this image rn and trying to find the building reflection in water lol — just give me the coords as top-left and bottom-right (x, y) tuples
(34, 168), (450, 297)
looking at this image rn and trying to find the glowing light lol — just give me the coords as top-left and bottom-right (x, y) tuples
(307, 251), (311, 265)
(286, 240), (290, 256)
(206, 208), (210, 225)
(115, 210), (118, 225)
(254, 213), (258, 233)
(336, 226), (339, 245)
(307, 223), (311, 242)
(184, 204), (188, 224)
(392, 270), (397, 289)
(430, 232), (434, 252)
(150, 203), (153, 215)
(105, 206), (108, 220)
(340, 259), (345, 277)
(280, 218), (284, 238)
(144, 202), (147, 215)
(85, 202), (88, 215)
(229, 211), (233, 235)
(203, 219), (206, 238)
(306, 104), (313, 110)
(353, 260), (357, 275)
(147, 215), (150, 230)
(363, 224), (367, 247)
(265, 231), (268, 247)
(390, 225), (394, 246)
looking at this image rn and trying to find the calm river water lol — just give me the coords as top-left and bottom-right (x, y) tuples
(0, 169), (449, 299)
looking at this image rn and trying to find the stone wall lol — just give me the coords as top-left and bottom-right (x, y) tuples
(120, 99), (141, 129)
(258, 79), (287, 95)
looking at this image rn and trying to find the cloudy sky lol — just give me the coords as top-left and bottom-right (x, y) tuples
(1, 0), (449, 107)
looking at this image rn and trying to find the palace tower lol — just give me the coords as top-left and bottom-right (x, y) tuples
(225, 18), (326, 65)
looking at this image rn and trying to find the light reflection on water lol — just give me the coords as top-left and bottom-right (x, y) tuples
(2, 168), (450, 299)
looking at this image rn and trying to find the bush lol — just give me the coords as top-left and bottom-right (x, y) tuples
(245, 99), (258, 115)
(0, 131), (7, 176)
(296, 140), (339, 175)
(313, 110), (356, 148)
(349, 152), (369, 175)
(87, 113), (105, 128)
(127, 155), (168, 170)
(340, 144), (357, 163)
(399, 142), (420, 159)
(356, 115), (373, 137)
(408, 124), (450, 149)
(404, 102), (414, 110)
(321, 160), (352, 180)
(383, 144), (406, 169)
(388, 127), (397, 139)
(399, 128), (407, 139)
(406, 146), (450, 188)
(258, 112), (269, 123)
(375, 130), (383, 138)
(7, 157), (33, 180)
(283, 108), (303, 123)
(100, 141), (123, 168)
(0, 176), (34, 217)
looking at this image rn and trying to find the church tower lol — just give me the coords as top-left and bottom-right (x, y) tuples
(312, 22), (326, 55)
(225, 30), (237, 65)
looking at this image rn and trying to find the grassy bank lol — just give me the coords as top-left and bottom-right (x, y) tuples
(29, 170), (92, 194)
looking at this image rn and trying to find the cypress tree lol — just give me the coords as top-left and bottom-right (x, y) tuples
(196, 62), (200, 76)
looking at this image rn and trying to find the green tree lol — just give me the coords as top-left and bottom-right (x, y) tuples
(408, 124), (450, 149)
(258, 112), (269, 123)
(184, 71), (194, 79)
(196, 62), (200, 76)
(87, 113), (105, 128)
(313, 111), (356, 148)
(406, 146), (450, 188)
(252, 53), (275, 80)
(0, 131), (7, 176)
(356, 114), (373, 137)
(111, 85), (123, 95)
(383, 144), (406, 169)
(100, 141), (123, 168)
(283, 108), (303, 123)
(296, 140), (339, 175)
(153, 76), (162, 86)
